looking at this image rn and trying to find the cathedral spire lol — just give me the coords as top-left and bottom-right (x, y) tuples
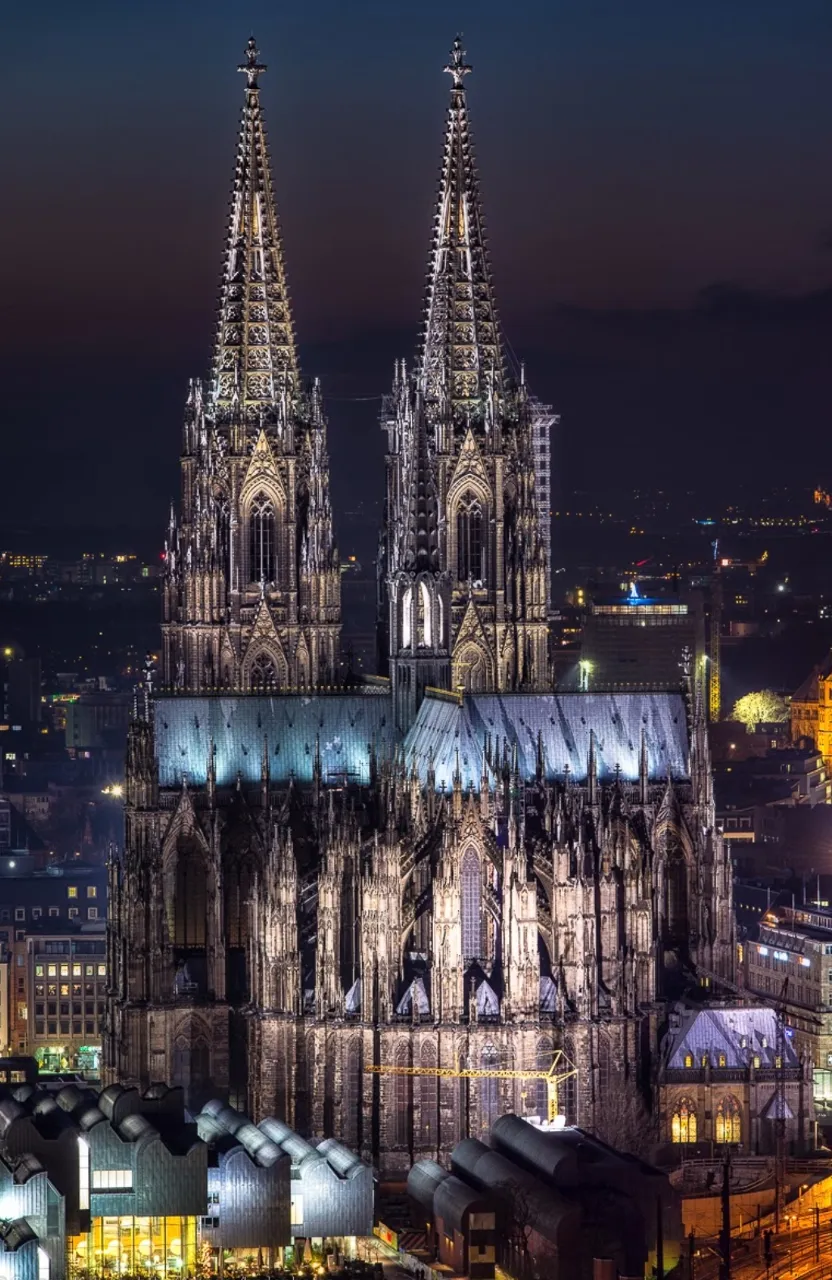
(212, 37), (298, 414)
(418, 37), (504, 420)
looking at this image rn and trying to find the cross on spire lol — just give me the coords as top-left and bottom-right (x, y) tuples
(238, 36), (267, 89)
(444, 36), (471, 88)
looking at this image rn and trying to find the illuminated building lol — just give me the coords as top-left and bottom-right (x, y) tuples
(791, 651), (832, 770)
(745, 903), (832, 1108)
(109, 38), (733, 1176)
(0, 1080), (373, 1279)
(659, 1005), (810, 1154)
(578, 594), (706, 693)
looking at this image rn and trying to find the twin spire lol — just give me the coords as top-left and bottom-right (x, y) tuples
(211, 36), (504, 423)
(212, 37), (298, 415)
(418, 37), (505, 421)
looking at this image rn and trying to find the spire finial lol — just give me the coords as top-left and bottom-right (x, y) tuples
(239, 37), (267, 89)
(444, 36), (472, 89)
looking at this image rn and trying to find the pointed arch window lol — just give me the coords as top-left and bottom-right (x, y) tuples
(715, 1096), (741, 1144)
(250, 652), (279, 692)
(392, 1040), (411, 1149)
(418, 580), (432, 647)
(457, 493), (484, 584)
(671, 1098), (698, 1144)
(479, 1042), (500, 1137)
(217, 498), (231, 585)
(249, 494), (276, 584)
(461, 847), (483, 963)
(401, 586), (413, 649)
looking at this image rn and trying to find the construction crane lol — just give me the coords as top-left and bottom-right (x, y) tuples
(366, 1048), (577, 1125)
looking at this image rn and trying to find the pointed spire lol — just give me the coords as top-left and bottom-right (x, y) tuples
(418, 36), (504, 420)
(212, 37), (298, 414)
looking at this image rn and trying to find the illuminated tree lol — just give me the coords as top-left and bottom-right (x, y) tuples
(729, 690), (788, 732)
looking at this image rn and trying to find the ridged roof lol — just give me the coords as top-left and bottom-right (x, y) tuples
(154, 693), (395, 788)
(403, 691), (690, 790)
(663, 1005), (799, 1070)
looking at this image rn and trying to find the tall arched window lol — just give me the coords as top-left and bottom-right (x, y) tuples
(671, 1098), (698, 1144)
(250, 652), (279, 691)
(418, 581), (432, 647)
(715, 1096), (741, 1144)
(217, 498), (231, 585)
(666, 841), (688, 942)
(419, 1041), (438, 1150)
(343, 1038), (361, 1149)
(401, 586), (413, 649)
(457, 494), (484, 584)
(392, 1041), (411, 1149)
(479, 1042), (500, 1137)
(249, 494), (276, 583)
(461, 848), (482, 962)
(174, 841), (207, 949)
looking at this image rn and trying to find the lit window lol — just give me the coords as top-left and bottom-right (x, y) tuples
(47, 965), (56, 977)
(78, 1137), (89, 1210)
(35, 965), (43, 977)
(718, 1054), (727, 1067)
(91, 1169), (133, 1190)
(672, 1099), (697, 1144)
(97, 965), (106, 977)
(715, 1097), (741, 1144)
(73, 965), (81, 977)
(60, 965), (68, 977)
(67, 887), (78, 899)
(86, 886), (97, 898)
(684, 1053), (693, 1068)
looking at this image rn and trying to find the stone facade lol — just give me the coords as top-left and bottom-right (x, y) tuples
(106, 38), (735, 1177)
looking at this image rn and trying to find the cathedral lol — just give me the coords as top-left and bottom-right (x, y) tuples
(105, 38), (735, 1174)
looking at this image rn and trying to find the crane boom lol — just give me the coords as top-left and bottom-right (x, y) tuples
(365, 1051), (576, 1124)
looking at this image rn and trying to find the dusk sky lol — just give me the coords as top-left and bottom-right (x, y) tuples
(2, 0), (832, 544)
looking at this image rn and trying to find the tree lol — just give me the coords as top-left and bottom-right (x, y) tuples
(592, 1086), (659, 1162)
(729, 689), (788, 732)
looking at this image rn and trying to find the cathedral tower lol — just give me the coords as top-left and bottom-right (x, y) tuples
(380, 39), (549, 715)
(162, 40), (341, 693)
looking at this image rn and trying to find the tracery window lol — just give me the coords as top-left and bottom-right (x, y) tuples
(402, 586), (413, 649)
(249, 494), (276, 583)
(461, 847), (482, 962)
(457, 493), (484, 584)
(479, 1042), (500, 1136)
(250, 652), (279, 691)
(671, 1098), (698, 1144)
(392, 1041), (411, 1148)
(419, 1041), (438, 1149)
(715, 1096), (741, 1144)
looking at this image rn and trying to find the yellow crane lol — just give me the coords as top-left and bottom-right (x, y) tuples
(366, 1048), (576, 1124)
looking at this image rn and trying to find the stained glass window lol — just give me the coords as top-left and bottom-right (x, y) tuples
(715, 1096), (741, 1144)
(671, 1098), (697, 1144)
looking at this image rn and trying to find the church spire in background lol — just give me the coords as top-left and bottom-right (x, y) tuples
(418, 37), (504, 421)
(211, 37), (299, 414)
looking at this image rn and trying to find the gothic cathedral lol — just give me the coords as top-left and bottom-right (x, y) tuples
(106, 39), (735, 1173)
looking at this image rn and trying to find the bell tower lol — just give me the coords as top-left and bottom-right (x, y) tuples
(162, 39), (341, 693)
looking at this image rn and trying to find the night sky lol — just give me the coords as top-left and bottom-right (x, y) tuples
(2, 0), (832, 549)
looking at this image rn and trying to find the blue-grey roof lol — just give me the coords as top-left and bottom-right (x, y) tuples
(403, 691), (690, 790)
(153, 693), (395, 788)
(663, 1006), (799, 1070)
